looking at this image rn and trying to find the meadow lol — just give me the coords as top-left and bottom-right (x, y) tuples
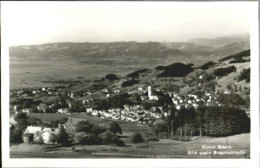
(10, 133), (250, 158)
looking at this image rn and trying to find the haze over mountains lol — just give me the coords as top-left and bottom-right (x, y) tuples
(10, 34), (249, 65)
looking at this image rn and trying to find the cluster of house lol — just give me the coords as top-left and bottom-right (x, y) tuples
(11, 82), (249, 128)
(10, 116), (88, 144)
(169, 91), (221, 110)
(11, 85), (94, 99)
(85, 104), (161, 124)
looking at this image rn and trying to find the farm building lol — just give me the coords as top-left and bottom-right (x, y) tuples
(64, 117), (86, 134)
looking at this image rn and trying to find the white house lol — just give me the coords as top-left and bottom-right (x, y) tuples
(24, 125), (43, 135)
(57, 108), (69, 114)
(86, 108), (93, 113)
(176, 105), (181, 110)
(41, 130), (57, 144)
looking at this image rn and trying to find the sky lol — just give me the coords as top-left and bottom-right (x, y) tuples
(2, 1), (253, 46)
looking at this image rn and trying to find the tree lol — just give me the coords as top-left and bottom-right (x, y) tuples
(131, 132), (144, 143)
(175, 106), (196, 137)
(91, 125), (106, 135)
(142, 101), (152, 110)
(98, 130), (119, 144)
(70, 101), (86, 112)
(167, 106), (176, 138)
(109, 121), (122, 135)
(56, 126), (70, 146)
(204, 106), (250, 136)
(218, 93), (246, 108)
(14, 113), (29, 130)
(195, 104), (206, 136)
(74, 132), (88, 144)
(153, 121), (168, 138)
(10, 125), (23, 144)
(59, 117), (68, 124)
(75, 121), (93, 133)
(49, 120), (59, 128)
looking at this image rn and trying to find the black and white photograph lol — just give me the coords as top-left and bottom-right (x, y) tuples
(1, 1), (259, 168)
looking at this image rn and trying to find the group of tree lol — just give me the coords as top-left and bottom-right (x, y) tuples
(219, 50), (250, 63)
(10, 98), (42, 111)
(157, 63), (194, 77)
(88, 93), (134, 111)
(126, 68), (150, 78)
(74, 121), (125, 146)
(10, 113), (36, 144)
(214, 66), (236, 77)
(121, 79), (139, 87)
(200, 61), (216, 70)
(10, 113), (70, 145)
(104, 74), (119, 81)
(237, 68), (250, 83)
(152, 104), (250, 139)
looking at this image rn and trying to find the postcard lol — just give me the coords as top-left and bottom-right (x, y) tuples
(1, 1), (259, 168)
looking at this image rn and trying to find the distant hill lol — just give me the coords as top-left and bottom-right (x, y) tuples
(10, 35), (250, 64)
(189, 34), (249, 48)
(9, 42), (185, 63)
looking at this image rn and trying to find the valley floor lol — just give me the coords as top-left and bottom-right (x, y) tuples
(10, 133), (250, 158)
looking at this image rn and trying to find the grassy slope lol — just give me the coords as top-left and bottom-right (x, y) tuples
(10, 133), (250, 158)
(29, 113), (151, 136)
(215, 62), (250, 93)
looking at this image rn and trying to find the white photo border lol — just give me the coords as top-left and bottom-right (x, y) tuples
(1, 1), (259, 168)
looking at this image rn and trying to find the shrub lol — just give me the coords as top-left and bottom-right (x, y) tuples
(109, 121), (122, 135)
(115, 139), (126, 146)
(75, 120), (93, 133)
(99, 131), (119, 144)
(74, 132), (100, 145)
(131, 132), (145, 143)
(91, 125), (106, 135)
(59, 117), (68, 124)
(34, 135), (44, 144)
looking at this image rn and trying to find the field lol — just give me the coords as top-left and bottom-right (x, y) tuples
(28, 113), (151, 136)
(10, 62), (140, 89)
(9, 113), (250, 158)
(10, 53), (216, 90)
(10, 133), (250, 158)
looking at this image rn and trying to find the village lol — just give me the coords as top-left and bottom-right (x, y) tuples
(9, 56), (251, 145)
(10, 78), (245, 145)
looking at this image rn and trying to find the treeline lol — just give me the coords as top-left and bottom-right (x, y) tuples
(157, 63), (194, 77)
(214, 66), (236, 77)
(74, 120), (125, 146)
(126, 68), (150, 78)
(121, 79), (139, 87)
(153, 105), (250, 139)
(238, 68), (250, 83)
(200, 61), (216, 70)
(219, 49), (250, 63)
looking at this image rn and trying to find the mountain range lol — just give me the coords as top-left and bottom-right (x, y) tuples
(10, 34), (250, 65)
